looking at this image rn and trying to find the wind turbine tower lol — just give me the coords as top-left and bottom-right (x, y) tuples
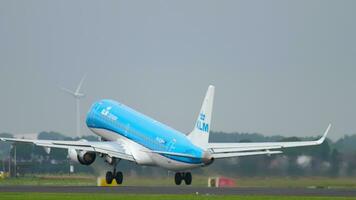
(60, 75), (86, 138)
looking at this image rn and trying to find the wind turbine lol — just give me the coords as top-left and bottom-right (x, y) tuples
(60, 75), (86, 138)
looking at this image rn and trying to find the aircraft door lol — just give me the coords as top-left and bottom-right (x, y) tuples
(124, 124), (130, 137)
(167, 138), (176, 151)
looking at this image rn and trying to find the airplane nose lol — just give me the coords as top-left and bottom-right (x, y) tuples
(202, 151), (214, 166)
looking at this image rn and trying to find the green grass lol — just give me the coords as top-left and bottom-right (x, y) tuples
(0, 175), (95, 186)
(2, 175), (356, 188)
(0, 193), (356, 200)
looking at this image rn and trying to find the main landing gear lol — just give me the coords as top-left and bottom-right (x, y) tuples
(106, 170), (123, 184)
(105, 157), (123, 185)
(174, 172), (192, 185)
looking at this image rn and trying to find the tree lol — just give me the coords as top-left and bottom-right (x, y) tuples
(330, 149), (342, 177)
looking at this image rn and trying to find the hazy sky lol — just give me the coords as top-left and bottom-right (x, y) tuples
(0, 0), (355, 140)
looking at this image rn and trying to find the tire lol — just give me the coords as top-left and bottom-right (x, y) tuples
(174, 173), (182, 185)
(106, 171), (113, 184)
(184, 172), (192, 185)
(115, 171), (123, 184)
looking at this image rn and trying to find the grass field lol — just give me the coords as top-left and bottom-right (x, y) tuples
(0, 175), (95, 186)
(0, 193), (356, 200)
(2, 175), (356, 188)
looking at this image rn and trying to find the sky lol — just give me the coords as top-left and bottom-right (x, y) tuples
(0, 0), (355, 141)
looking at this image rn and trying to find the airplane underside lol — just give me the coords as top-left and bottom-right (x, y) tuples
(89, 127), (201, 185)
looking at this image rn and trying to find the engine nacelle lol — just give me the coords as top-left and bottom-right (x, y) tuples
(68, 149), (96, 165)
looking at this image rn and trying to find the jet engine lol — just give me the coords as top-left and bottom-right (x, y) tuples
(68, 149), (96, 165)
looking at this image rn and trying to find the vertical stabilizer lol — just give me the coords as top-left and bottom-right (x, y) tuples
(188, 85), (215, 149)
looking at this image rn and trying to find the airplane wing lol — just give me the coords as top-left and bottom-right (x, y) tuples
(0, 137), (135, 162)
(208, 124), (331, 159)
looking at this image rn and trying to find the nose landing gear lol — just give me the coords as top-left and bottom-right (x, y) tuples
(174, 172), (192, 185)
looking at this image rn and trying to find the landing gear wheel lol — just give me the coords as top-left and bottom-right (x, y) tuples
(106, 171), (114, 184)
(184, 172), (192, 185)
(114, 171), (123, 184)
(174, 173), (182, 185)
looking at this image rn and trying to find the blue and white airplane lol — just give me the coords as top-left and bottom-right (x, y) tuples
(0, 85), (331, 185)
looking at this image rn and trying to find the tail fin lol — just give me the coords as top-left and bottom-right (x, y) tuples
(188, 85), (215, 149)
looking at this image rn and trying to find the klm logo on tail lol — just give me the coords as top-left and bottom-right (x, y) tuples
(196, 113), (209, 133)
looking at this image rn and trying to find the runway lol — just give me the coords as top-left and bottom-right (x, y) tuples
(1, 186), (356, 196)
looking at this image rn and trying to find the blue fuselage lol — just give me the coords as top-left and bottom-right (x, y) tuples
(86, 99), (205, 165)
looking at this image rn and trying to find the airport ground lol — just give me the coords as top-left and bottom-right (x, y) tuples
(2, 175), (356, 199)
(1, 193), (356, 200)
(2, 174), (356, 188)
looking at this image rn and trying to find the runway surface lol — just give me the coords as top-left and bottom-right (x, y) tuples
(1, 186), (356, 196)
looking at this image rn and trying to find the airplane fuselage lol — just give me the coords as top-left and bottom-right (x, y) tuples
(86, 99), (207, 170)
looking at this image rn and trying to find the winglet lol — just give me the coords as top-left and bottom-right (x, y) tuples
(317, 124), (331, 144)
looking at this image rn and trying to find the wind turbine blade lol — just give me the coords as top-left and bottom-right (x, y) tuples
(60, 87), (76, 96)
(75, 74), (86, 94)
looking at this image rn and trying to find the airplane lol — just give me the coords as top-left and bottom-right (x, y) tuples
(0, 85), (331, 185)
